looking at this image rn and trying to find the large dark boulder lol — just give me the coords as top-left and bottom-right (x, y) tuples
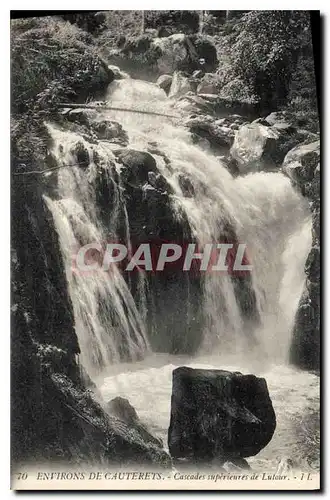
(152, 34), (199, 74)
(116, 149), (158, 186)
(168, 367), (276, 463)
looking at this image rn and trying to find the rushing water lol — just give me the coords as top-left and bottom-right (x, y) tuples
(45, 75), (317, 469)
(99, 354), (319, 472)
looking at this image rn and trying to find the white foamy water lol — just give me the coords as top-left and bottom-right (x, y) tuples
(99, 354), (319, 472)
(44, 76), (318, 469)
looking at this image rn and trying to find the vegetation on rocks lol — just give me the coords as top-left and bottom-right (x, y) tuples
(11, 10), (320, 467)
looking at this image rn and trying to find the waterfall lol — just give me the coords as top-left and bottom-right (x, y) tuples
(45, 77), (312, 377)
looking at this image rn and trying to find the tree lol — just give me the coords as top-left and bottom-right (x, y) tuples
(230, 11), (312, 109)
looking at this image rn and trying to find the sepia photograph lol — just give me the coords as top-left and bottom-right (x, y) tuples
(10, 9), (320, 491)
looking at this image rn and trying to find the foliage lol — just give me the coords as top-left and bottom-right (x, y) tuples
(11, 16), (113, 115)
(227, 11), (313, 109)
(145, 10), (200, 34)
(11, 115), (51, 172)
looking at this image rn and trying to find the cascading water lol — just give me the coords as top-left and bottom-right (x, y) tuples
(45, 76), (312, 377)
(44, 127), (150, 377)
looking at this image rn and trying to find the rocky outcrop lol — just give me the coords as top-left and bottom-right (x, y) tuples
(185, 114), (246, 153)
(156, 74), (173, 94)
(283, 141), (320, 371)
(152, 34), (199, 74)
(11, 159), (171, 466)
(169, 71), (193, 98)
(45, 373), (171, 467)
(110, 32), (217, 76)
(91, 120), (129, 145)
(168, 367), (276, 463)
(197, 72), (220, 95)
(230, 120), (317, 174)
(107, 397), (164, 448)
(230, 123), (281, 173)
(112, 148), (204, 355)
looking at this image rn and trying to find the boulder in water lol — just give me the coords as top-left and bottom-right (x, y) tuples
(63, 108), (94, 126)
(230, 123), (281, 173)
(70, 141), (90, 168)
(168, 366), (276, 463)
(169, 71), (194, 98)
(107, 64), (129, 79)
(185, 114), (236, 151)
(156, 74), (173, 94)
(116, 149), (158, 186)
(91, 120), (128, 145)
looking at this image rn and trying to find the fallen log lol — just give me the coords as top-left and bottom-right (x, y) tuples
(58, 103), (179, 119)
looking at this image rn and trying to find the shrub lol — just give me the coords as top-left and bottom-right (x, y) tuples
(228, 11), (313, 109)
(11, 16), (113, 115)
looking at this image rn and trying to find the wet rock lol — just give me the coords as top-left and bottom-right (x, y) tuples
(156, 74), (173, 94)
(284, 140), (320, 371)
(11, 173), (81, 461)
(47, 373), (171, 467)
(217, 155), (240, 177)
(290, 282), (320, 371)
(70, 141), (90, 168)
(252, 117), (270, 126)
(116, 149), (157, 186)
(178, 174), (195, 197)
(185, 115), (235, 152)
(282, 141), (320, 186)
(168, 367), (276, 463)
(264, 111), (296, 127)
(230, 123), (280, 173)
(197, 73), (220, 95)
(147, 171), (173, 194)
(174, 94), (215, 115)
(107, 64), (129, 79)
(91, 120), (128, 145)
(63, 108), (93, 126)
(152, 34), (199, 74)
(169, 71), (194, 98)
(107, 397), (163, 448)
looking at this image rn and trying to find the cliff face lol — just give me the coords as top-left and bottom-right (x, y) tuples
(11, 171), (79, 461)
(282, 141), (320, 371)
(11, 171), (170, 466)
